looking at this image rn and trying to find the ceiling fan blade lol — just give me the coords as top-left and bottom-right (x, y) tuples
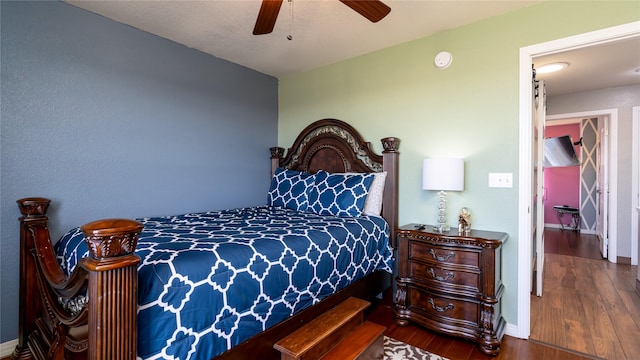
(339, 0), (391, 23)
(253, 0), (284, 35)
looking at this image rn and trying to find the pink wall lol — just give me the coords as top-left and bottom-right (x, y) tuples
(544, 123), (581, 225)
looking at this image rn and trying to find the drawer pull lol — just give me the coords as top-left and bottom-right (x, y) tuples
(428, 268), (455, 281)
(428, 249), (455, 262)
(428, 298), (454, 313)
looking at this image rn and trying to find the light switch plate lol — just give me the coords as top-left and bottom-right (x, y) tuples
(488, 173), (513, 188)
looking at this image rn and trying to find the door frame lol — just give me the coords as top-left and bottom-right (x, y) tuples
(516, 21), (640, 339)
(632, 106), (640, 266)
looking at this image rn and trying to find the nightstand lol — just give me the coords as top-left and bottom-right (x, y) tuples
(393, 224), (507, 355)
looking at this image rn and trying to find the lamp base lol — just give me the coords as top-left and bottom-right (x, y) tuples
(434, 191), (450, 233)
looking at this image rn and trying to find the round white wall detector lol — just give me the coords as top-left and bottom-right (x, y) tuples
(434, 51), (453, 69)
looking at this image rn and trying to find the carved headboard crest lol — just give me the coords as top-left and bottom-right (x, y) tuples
(289, 125), (383, 172)
(274, 119), (384, 174)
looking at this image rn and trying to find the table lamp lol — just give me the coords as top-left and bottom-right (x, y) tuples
(423, 158), (464, 232)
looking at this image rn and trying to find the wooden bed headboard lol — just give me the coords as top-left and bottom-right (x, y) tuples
(269, 118), (400, 246)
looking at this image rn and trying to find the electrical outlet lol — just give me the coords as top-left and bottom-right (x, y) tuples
(488, 173), (513, 188)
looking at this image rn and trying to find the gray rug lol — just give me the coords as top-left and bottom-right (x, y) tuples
(384, 336), (449, 360)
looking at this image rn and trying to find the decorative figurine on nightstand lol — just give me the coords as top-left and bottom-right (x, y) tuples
(458, 207), (471, 234)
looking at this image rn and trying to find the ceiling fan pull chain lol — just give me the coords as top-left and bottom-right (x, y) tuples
(287, 0), (293, 40)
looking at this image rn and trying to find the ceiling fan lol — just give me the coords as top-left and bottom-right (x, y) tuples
(253, 0), (391, 35)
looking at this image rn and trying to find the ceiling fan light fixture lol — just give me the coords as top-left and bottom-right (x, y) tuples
(253, 0), (390, 35)
(536, 62), (569, 74)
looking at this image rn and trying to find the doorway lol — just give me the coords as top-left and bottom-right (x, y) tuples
(516, 22), (640, 339)
(543, 120), (582, 232)
(545, 112), (615, 247)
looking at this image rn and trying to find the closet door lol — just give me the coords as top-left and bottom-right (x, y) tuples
(532, 80), (545, 296)
(596, 116), (609, 258)
(633, 106), (639, 266)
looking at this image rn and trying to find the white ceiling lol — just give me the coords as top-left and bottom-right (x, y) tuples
(534, 37), (640, 96)
(66, 0), (541, 77)
(66, 0), (640, 95)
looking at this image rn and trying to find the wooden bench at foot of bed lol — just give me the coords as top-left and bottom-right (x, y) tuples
(274, 297), (386, 360)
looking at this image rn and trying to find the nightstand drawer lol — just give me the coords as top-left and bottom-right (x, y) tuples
(407, 286), (479, 326)
(409, 261), (480, 292)
(408, 241), (479, 268)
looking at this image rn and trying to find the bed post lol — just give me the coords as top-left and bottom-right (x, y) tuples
(14, 198), (51, 360)
(79, 219), (143, 360)
(270, 147), (285, 177)
(381, 137), (400, 248)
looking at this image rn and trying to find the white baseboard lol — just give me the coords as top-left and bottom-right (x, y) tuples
(0, 338), (17, 358)
(504, 322), (523, 339)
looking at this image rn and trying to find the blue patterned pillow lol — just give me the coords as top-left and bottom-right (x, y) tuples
(267, 167), (315, 211)
(307, 171), (375, 217)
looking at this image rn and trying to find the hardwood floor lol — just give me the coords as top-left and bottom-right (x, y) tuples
(2, 290), (596, 360)
(543, 228), (602, 260)
(365, 288), (595, 360)
(529, 228), (640, 359)
(3, 298), (595, 360)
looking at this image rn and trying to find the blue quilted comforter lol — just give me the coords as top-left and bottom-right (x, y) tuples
(55, 206), (393, 360)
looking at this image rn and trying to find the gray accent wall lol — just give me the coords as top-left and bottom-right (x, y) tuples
(1, 1), (277, 342)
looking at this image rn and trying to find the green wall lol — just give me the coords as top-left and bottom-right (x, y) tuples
(278, 1), (639, 327)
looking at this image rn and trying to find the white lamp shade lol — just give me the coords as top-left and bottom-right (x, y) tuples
(422, 158), (464, 191)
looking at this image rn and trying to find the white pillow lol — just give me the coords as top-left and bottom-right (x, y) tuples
(345, 171), (387, 216)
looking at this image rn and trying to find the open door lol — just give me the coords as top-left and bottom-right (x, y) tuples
(532, 78), (546, 296)
(597, 116), (609, 258)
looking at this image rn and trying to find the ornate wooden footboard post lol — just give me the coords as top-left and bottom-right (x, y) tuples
(79, 219), (143, 360)
(381, 137), (400, 248)
(15, 200), (144, 359)
(14, 198), (51, 360)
